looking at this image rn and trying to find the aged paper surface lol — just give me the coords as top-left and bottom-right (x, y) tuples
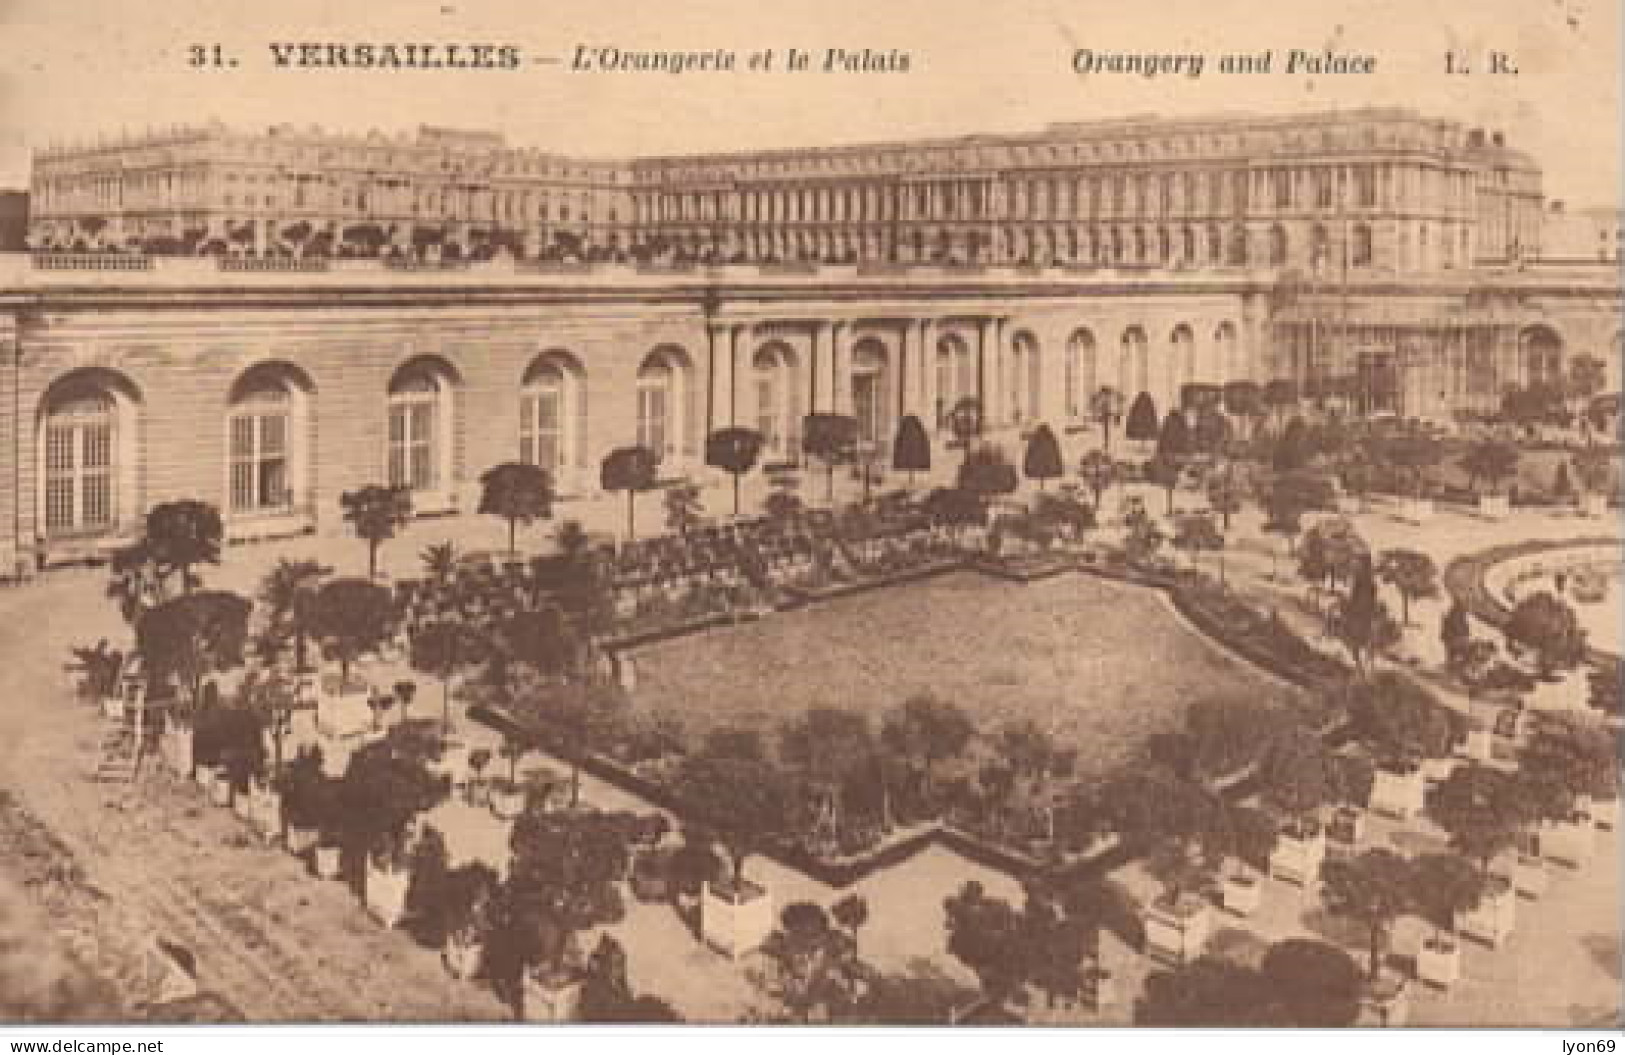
(0, 0), (1619, 1028)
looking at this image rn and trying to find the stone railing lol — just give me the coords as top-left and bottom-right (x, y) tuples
(30, 252), (154, 271)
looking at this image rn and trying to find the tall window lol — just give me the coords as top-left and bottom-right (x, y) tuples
(637, 368), (668, 456)
(752, 344), (797, 455)
(1066, 330), (1097, 418)
(228, 378), (291, 514)
(1009, 334), (1040, 424)
(387, 362), (452, 494)
(1122, 327), (1150, 396)
(43, 390), (115, 536)
(520, 363), (564, 471)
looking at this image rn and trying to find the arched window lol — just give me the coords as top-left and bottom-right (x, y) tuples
(387, 358), (457, 497)
(1351, 224), (1373, 267)
(41, 383), (117, 537)
(850, 339), (892, 449)
(1121, 326), (1150, 396)
(1268, 224), (1288, 266)
(752, 342), (800, 456)
(1065, 329), (1097, 418)
(1214, 322), (1239, 381)
(1009, 333), (1041, 424)
(935, 334), (975, 428)
(227, 364), (310, 516)
(1170, 325), (1197, 389)
(636, 348), (689, 462)
(521, 355), (578, 475)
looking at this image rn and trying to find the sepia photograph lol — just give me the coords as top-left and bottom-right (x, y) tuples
(0, 0), (1619, 1037)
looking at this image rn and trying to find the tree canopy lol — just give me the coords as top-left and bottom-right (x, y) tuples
(478, 462), (554, 555)
(1021, 424), (1064, 489)
(340, 485), (413, 578)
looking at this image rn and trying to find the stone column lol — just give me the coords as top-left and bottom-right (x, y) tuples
(830, 322), (852, 416)
(914, 318), (935, 423)
(706, 321), (731, 436)
(980, 316), (1005, 432)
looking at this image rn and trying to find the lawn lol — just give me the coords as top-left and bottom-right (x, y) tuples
(629, 570), (1310, 778)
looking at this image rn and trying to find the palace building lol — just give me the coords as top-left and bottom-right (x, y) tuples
(1, 108), (1617, 577)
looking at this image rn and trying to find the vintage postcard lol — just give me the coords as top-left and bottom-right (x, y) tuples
(0, 0), (1619, 1031)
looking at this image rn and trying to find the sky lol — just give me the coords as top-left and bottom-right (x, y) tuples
(0, 0), (1618, 207)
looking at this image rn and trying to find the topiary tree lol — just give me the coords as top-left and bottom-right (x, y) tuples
(1320, 848), (1414, 982)
(140, 499), (224, 594)
(942, 880), (1033, 1008)
(1428, 764), (1531, 874)
(478, 461), (554, 557)
(600, 445), (660, 540)
(675, 749), (791, 897)
(803, 413), (859, 505)
(1343, 672), (1460, 771)
(705, 427), (766, 515)
(1458, 440), (1520, 498)
(1124, 392), (1159, 447)
(1440, 598), (1472, 666)
(340, 484), (413, 579)
(136, 590), (253, 716)
(410, 619), (478, 737)
(1503, 591), (1588, 676)
(310, 577), (398, 687)
(891, 414), (931, 485)
(1022, 424), (1064, 491)
(1409, 852), (1487, 947)
(1258, 938), (1363, 1027)
(1089, 386), (1125, 452)
(1375, 548), (1439, 626)
(1136, 956), (1279, 1026)
(1516, 712), (1620, 824)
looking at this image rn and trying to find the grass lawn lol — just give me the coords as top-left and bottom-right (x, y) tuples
(629, 570), (1310, 778)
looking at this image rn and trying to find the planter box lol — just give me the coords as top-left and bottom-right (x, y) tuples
(1269, 827), (1325, 886)
(1582, 492), (1609, 518)
(1590, 797), (1618, 831)
(1222, 873), (1262, 916)
(1543, 815), (1595, 866)
(1511, 854), (1548, 899)
(100, 694), (125, 721)
(286, 825), (320, 857)
(207, 772), (234, 808)
(1327, 806), (1365, 851)
(1421, 756), (1458, 784)
(230, 788), (254, 820)
(1459, 877), (1516, 946)
(522, 978), (583, 1023)
(161, 729), (193, 777)
(1369, 768), (1425, 820)
(1416, 937), (1461, 989)
(313, 844), (343, 880)
(1358, 975), (1411, 1027)
(1144, 894), (1212, 966)
(248, 788), (282, 840)
(442, 933), (483, 979)
(365, 863), (411, 928)
(1460, 728), (1494, 763)
(1479, 493), (1511, 519)
(701, 879), (774, 958)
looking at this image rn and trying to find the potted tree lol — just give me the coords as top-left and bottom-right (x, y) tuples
(1259, 727), (1332, 887)
(1572, 449), (1614, 518)
(439, 862), (500, 979)
(1410, 853), (1487, 989)
(1459, 439), (1518, 519)
(1103, 769), (1224, 965)
(1428, 765), (1525, 946)
(1321, 848), (1413, 1025)
(278, 746), (328, 856)
(490, 735), (530, 821)
(1345, 674), (1457, 819)
(676, 750), (788, 958)
(1518, 712), (1617, 865)
(465, 746), (493, 807)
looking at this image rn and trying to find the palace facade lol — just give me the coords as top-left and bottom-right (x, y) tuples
(30, 108), (1543, 271)
(3, 108), (1617, 578)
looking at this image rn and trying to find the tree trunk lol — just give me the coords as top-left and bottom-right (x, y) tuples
(442, 675), (452, 737)
(509, 519), (517, 558)
(367, 540), (379, 580)
(732, 473), (741, 515)
(626, 491), (636, 541)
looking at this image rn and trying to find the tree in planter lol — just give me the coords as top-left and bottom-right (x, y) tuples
(1222, 380), (1265, 440)
(1172, 511), (1225, 580)
(1262, 379), (1301, 436)
(1102, 765), (1228, 906)
(1566, 355), (1610, 439)
(1503, 591), (1588, 677)
(1375, 548), (1439, 626)
(309, 577), (398, 689)
(1342, 672), (1460, 772)
(1587, 661), (1623, 719)
(257, 558), (331, 672)
(1380, 432), (1443, 503)
(577, 934), (682, 1022)
(1516, 712), (1620, 825)
(831, 893), (870, 956)
(676, 748), (791, 898)
(510, 666), (630, 810)
(135, 591), (253, 718)
(337, 737), (452, 890)
(600, 446), (660, 541)
(1320, 848), (1414, 982)
(780, 706), (881, 851)
(1022, 424), (1064, 491)
(1409, 852), (1488, 953)
(944, 398), (984, 467)
(410, 619), (478, 737)
(1089, 386), (1125, 452)
(1572, 447), (1615, 505)
(1458, 440), (1520, 499)
(106, 540), (171, 625)
(1297, 516), (1369, 597)
(1123, 392), (1159, 450)
(957, 447), (1020, 508)
(663, 479), (705, 537)
(465, 747), (493, 806)
(705, 427), (766, 515)
(1136, 956), (1279, 1026)
(880, 694), (976, 816)
(236, 666), (301, 786)
(1331, 557), (1400, 672)
(1077, 450), (1117, 511)
(277, 745), (331, 839)
(1273, 417), (1313, 474)
(942, 881), (1034, 1010)
(1259, 938), (1363, 1027)
(803, 413), (860, 505)
(1204, 463), (1244, 532)
(340, 485), (413, 579)
(756, 902), (869, 1023)
(139, 500), (224, 594)
(1428, 764), (1531, 874)
(478, 461), (554, 558)
(891, 415), (931, 486)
